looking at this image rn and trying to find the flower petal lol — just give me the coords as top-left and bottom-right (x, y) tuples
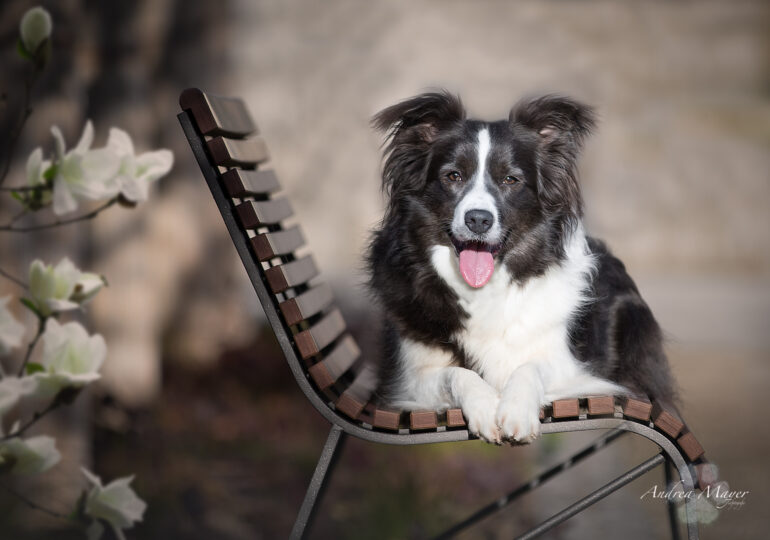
(50, 125), (66, 160)
(52, 174), (79, 216)
(75, 121), (95, 155)
(106, 128), (134, 158)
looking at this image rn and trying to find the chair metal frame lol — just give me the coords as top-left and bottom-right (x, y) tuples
(177, 89), (702, 540)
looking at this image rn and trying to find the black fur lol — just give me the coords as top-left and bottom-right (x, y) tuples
(367, 90), (678, 408)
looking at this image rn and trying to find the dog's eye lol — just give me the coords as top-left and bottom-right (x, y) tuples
(445, 171), (463, 183)
(502, 175), (521, 185)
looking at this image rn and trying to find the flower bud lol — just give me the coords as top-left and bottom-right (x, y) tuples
(19, 7), (52, 54)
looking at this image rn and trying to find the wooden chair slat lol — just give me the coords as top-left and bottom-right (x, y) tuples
(307, 335), (360, 389)
(334, 364), (376, 420)
(446, 408), (466, 428)
(587, 395), (615, 416)
(410, 410), (438, 430)
(552, 399), (580, 418)
(265, 255), (318, 293)
(279, 283), (333, 326)
(236, 199), (293, 228)
(179, 88), (257, 137)
(294, 309), (346, 359)
(677, 431), (705, 462)
(651, 402), (684, 438)
(251, 226), (305, 262)
(207, 136), (269, 167)
(621, 396), (653, 421)
(373, 408), (401, 431)
(222, 169), (280, 197)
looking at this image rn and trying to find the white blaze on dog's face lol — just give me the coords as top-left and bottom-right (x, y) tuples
(372, 92), (594, 290)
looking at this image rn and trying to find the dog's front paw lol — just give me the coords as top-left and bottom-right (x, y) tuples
(462, 392), (502, 444)
(496, 396), (542, 444)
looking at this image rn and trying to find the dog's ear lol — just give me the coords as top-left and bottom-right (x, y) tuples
(372, 91), (465, 201)
(510, 95), (596, 230)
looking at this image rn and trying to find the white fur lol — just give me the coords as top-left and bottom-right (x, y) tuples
(451, 129), (503, 243)
(390, 226), (627, 442)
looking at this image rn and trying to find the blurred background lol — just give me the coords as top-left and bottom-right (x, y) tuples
(0, 0), (768, 538)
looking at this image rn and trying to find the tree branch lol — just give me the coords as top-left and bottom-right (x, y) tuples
(0, 482), (71, 521)
(17, 316), (45, 377)
(0, 66), (39, 188)
(1, 400), (59, 442)
(0, 198), (118, 233)
(0, 267), (27, 289)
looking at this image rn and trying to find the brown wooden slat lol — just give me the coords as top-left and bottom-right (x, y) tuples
(446, 409), (466, 428)
(587, 395), (615, 416)
(307, 335), (360, 389)
(334, 365), (376, 420)
(294, 309), (346, 359)
(552, 399), (580, 418)
(410, 410), (438, 430)
(539, 408), (545, 420)
(235, 199), (292, 228)
(179, 88), (257, 137)
(222, 169), (280, 197)
(265, 255), (318, 293)
(373, 408), (401, 431)
(251, 226), (305, 262)
(279, 283), (333, 326)
(207, 136), (269, 167)
(695, 462), (718, 490)
(677, 431), (705, 461)
(621, 396), (653, 421)
(651, 402), (684, 438)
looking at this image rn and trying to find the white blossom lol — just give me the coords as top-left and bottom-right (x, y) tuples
(19, 6), (52, 54)
(32, 319), (105, 400)
(0, 296), (25, 355)
(26, 147), (50, 188)
(50, 121), (120, 216)
(0, 435), (60, 475)
(104, 128), (173, 203)
(82, 468), (146, 540)
(28, 258), (104, 316)
(0, 377), (36, 418)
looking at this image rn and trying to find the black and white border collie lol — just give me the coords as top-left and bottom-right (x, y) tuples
(367, 91), (678, 444)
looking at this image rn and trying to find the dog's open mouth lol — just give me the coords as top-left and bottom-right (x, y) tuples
(450, 238), (501, 289)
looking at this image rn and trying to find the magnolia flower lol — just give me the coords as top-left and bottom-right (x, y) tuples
(82, 468), (146, 540)
(32, 319), (105, 401)
(19, 6), (52, 54)
(51, 121), (120, 216)
(28, 258), (104, 316)
(0, 377), (36, 418)
(0, 435), (60, 475)
(0, 296), (25, 355)
(26, 147), (50, 188)
(103, 128), (173, 203)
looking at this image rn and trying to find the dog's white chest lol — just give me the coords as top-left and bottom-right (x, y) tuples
(430, 240), (593, 391)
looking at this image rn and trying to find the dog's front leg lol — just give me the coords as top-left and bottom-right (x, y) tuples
(496, 363), (546, 443)
(405, 366), (502, 444)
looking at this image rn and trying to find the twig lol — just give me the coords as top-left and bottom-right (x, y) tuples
(0, 266), (27, 289)
(1, 400), (59, 442)
(17, 316), (45, 377)
(0, 186), (41, 192)
(0, 66), (39, 188)
(0, 198), (118, 232)
(0, 482), (70, 521)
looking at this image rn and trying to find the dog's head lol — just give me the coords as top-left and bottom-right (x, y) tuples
(373, 91), (595, 288)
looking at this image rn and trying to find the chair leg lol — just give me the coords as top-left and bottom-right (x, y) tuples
(664, 457), (682, 540)
(290, 425), (347, 540)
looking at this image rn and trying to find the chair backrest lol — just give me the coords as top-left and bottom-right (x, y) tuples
(177, 88), (474, 442)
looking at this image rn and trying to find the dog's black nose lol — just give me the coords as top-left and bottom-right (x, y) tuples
(464, 209), (494, 234)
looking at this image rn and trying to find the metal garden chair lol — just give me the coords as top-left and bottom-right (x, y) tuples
(177, 88), (709, 540)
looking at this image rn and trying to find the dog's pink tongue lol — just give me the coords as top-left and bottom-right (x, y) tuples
(459, 248), (495, 288)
